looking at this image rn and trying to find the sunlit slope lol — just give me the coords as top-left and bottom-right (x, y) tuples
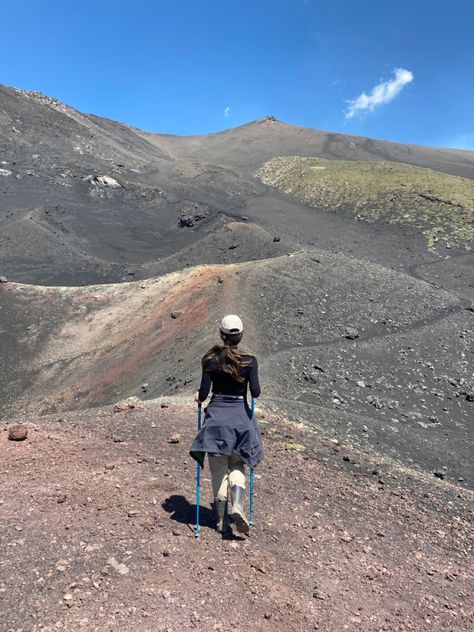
(256, 157), (474, 250)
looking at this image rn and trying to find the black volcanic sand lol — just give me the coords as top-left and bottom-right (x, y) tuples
(1, 85), (473, 491)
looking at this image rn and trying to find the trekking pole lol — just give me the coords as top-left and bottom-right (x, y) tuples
(195, 402), (202, 538)
(249, 397), (255, 527)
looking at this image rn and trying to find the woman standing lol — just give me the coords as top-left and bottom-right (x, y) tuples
(190, 315), (263, 535)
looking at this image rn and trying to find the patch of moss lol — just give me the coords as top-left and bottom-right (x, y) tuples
(281, 441), (307, 451)
(256, 157), (474, 250)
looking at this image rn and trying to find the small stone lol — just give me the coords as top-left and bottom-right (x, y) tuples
(0, 276), (8, 283)
(167, 433), (180, 444)
(113, 396), (143, 412)
(8, 425), (28, 441)
(162, 549), (170, 557)
(104, 464), (115, 471)
(56, 494), (67, 504)
(107, 557), (129, 575)
(344, 326), (359, 340)
(170, 310), (184, 319)
(264, 612), (273, 619)
(273, 236), (281, 242)
(113, 401), (129, 413)
(85, 174), (121, 188)
(434, 470), (445, 480)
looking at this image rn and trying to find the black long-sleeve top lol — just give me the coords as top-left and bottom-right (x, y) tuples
(198, 354), (261, 402)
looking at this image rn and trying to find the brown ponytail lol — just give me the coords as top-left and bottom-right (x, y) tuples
(202, 334), (251, 383)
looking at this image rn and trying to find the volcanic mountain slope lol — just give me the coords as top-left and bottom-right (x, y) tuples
(2, 248), (473, 485)
(1, 84), (473, 488)
(1, 84), (474, 287)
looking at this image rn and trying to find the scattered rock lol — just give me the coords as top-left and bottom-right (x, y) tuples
(84, 174), (121, 188)
(344, 326), (359, 340)
(178, 203), (208, 227)
(0, 168), (12, 176)
(8, 425), (28, 441)
(113, 396), (143, 412)
(273, 236), (281, 242)
(63, 593), (74, 606)
(128, 510), (140, 517)
(434, 469), (445, 480)
(167, 433), (181, 444)
(56, 494), (67, 504)
(106, 557), (129, 575)
(0, 276), (8, 283)
(171, 310), (184, 319)
(113, 401), (130, 412)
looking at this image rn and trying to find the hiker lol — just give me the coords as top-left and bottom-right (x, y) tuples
(190, 314), (263, 534)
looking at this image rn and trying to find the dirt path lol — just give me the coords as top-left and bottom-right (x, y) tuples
(1, 400), (472, 631)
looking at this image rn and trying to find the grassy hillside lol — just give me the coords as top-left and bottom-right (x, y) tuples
(256, 157), (474, 250)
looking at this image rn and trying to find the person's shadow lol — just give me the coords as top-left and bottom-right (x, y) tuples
(162, 495), (245, 540)
(162, 494), (214, 529)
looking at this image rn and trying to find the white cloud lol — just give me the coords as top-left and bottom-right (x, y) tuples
(345, 68), (414, 119)
(224, 106), (231, 118)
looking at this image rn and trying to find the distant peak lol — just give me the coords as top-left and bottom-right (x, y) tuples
(255, 115), (283, 124)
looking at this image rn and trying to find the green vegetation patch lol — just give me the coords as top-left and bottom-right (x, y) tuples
(281, 441), (307, 451)
(256, 157), (474, 250)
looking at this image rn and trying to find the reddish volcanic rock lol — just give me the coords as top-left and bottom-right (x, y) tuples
(8, 424), (28, 441)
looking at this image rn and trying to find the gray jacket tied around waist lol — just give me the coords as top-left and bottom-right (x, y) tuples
(190, 395), (264, 469)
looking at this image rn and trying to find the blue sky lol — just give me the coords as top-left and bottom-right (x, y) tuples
(1, 0), (473, 149)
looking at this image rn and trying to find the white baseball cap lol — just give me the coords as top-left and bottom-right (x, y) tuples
(220, 314), (243, 335)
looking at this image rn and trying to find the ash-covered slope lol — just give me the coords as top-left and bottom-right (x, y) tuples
(0, 86), (261, 284)
(143, 115), (474, 178)
(1, 249), (472, 485)
(1, 85), (474, 287)
(1, 85), (473, 487)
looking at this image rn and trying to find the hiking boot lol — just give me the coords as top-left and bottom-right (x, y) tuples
(229, 485), (249, 534)
(214, 499), (230, 534)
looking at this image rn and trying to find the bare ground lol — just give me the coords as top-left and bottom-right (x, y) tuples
(1, 399), (472, 632)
